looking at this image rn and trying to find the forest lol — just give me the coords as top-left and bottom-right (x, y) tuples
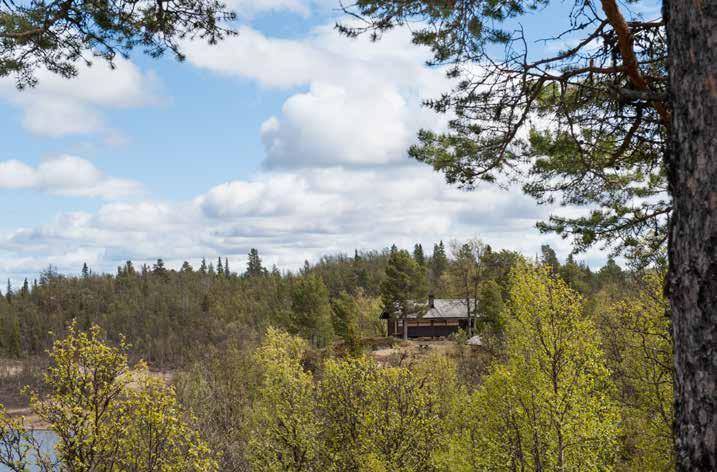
(1, 0), (715, 467)
(0, 242), (672, 471)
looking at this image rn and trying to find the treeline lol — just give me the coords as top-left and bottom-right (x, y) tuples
(175, 262), (671, 471)
(0, 247), (391, 365)
(0, 241), (629, 366)
(0, 242), (671, 470)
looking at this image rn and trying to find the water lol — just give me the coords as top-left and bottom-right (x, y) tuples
(0, 430), (57, 471)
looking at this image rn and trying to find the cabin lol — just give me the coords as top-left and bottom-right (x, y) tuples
(380, 295), (476, 338)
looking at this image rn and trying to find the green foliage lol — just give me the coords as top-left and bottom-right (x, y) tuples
(476, 279), (504, 336)
(330, 291), (362, 355)
(0, 0), (236, 89)
(175, 343), (260, 472)
(340, 0), (669, 266)
(0, 322), (216, 471)
(450, 263), (621, 470)
(291, 274), (334, 347)
(381, 249), (428, 339)
(248, 329), (457, 472)
(246, 248), (265, 277)
(597, 272), (673, 470)
(249, 328), (320, 472)
(429, 241), (449, 293)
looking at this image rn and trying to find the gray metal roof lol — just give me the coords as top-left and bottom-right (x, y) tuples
(381, 299), (476, 319)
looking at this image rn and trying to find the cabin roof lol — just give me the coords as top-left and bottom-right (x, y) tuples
(380, 298), (475, 320)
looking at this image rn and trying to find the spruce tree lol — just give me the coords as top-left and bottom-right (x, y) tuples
(430, 241), (448, 290)
(217, 258), (224, 276)
(82, 263), (90, 278)
(246, 249), (264, 277)
(413, 243), (426, 267)
(224, 258), (230, 277)
(199, 258), (207, 274)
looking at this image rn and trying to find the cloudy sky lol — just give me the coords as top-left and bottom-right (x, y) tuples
(0, 0), (627, 284)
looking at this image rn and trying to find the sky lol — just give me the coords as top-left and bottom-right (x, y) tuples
(0, 0), (658, 284)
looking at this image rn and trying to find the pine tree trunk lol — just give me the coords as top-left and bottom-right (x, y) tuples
(403, 314), (408, 340)
(665, 0), (717, 469)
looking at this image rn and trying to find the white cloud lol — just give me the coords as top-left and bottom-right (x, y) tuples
(183, 22), (454, 169)
(0, 155), (143, 200)
(0, 164), (611, 284)
(261, 82), (416, 168)
(0, 56), (160, 137)
(0, 15), (614, 285)
(227, 0), (311, 17)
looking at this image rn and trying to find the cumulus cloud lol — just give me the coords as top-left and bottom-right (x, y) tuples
(0, 155), (143, 199)
(0, 164), (607, 285)
(0, 13), (610, 285)
(0, 56), (160, 137)
(183, 22), (454, 169)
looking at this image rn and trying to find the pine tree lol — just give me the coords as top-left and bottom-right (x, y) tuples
(82, 262), (90, 278)
(224, 258), (230, 277)
(381, 249), (428, 340)
(540, 244), (560, 272)
(217, 257), (224, 276)
(199, 258), (207, 274)
(246, 249), (264, 277)
(153, 259), (168, 278)
(5, 280), (12, 303)
(180, 261), (193, 273)
(413, 243), (425, 266)
(20, 278), (29, 297)
(291, 274), (334, 347)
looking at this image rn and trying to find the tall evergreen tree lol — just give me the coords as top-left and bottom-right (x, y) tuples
(217, 257), (224, 276)
(246, 249), (264, 277)
(430, 241), (448, 293)
(81, 263), (90, 279)
(381, 249), (428, 340)
(291, 274), (334, 347)
(413, 243), (426, 267)
(224, 258), (230, 277)
(540, 244), (560, 272)
(199, 258), (207, 274)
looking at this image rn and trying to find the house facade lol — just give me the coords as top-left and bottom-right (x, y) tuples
(380, 295), (476, 338)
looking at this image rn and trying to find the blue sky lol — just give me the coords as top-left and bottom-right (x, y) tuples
(0, 0), (660, 284)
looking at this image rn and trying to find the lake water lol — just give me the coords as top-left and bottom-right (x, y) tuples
(0, 430), (57, 471)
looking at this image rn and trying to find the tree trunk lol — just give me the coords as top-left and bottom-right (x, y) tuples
(402, 314), (408, 340)
(665, 0), (717, 469)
